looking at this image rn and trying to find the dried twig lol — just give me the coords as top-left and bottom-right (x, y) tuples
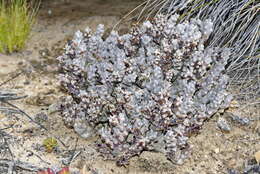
(0, 159), (42, 172)
(27, 150), (51, 166)
(1, 100), (48, 131)
(0, 71), (24, 87)
(66, 138), (81, 165)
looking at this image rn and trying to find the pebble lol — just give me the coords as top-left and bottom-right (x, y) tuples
(47, 102), (61, 115)
(39, 48), (51, 58)
(255, 151), (260, 164)
(48, 9), (52, 16)
(217, 117), (231, 132)
(214, 148), (220, 154)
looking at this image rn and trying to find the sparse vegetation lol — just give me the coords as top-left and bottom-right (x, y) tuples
(0, 0), (40, 53)
(43, 137), (58, 153)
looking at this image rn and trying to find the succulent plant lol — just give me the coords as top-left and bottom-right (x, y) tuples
(43, 137), (58, 153)
(57, 14), (232, 165)
(135, 0), (260, 104)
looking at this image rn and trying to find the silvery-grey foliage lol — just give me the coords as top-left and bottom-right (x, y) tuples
(58, 14), (232, 165)
(134, 0), (260, 105)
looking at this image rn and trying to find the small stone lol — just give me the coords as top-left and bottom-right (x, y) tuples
(48, 9), (52, 16)
(255, 151), (260, 164)
(0, 113), (5, 120)
(48, 102), (60, 114)
(217, 117), (231, 132)
(39, 48), (51, 58)
(214, 148), (220, 154)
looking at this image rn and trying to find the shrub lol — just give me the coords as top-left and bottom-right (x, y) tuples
(58, 14), (232, 165)
(0, 0), (40, 53)
(135, 0), (260, 104)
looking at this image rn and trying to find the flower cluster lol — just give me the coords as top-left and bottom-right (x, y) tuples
(57, 14), (232, 165)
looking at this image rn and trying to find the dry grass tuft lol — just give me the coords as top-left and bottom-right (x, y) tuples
(0, 0), (40, 53)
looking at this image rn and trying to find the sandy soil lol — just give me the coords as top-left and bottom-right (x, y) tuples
(0, 0), (259, 174)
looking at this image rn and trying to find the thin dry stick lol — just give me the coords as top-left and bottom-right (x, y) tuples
(0, 71), (24, 87)
(27, 150), (51, 165)
(1, 100), (67, 147)
(0, 159), (42, 172)
(65, 138), (80, 165)
(1, 100), (48, 131)
(113, 1), (148, 30)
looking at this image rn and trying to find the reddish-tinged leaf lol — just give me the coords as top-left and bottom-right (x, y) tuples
(47, 168), (55, 174)
(57, 167), (70, 174)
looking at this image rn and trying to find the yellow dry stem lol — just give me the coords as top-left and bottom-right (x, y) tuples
(0, 0), (40, 53)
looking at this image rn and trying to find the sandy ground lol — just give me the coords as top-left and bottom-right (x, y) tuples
(0, 0), (259, 173)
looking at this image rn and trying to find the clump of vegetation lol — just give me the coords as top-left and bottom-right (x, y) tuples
(43, 137), (58, 153)
(0, 0), (40, 53)
(58, 15), (231, 165)
(130, 0), (260, 105)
